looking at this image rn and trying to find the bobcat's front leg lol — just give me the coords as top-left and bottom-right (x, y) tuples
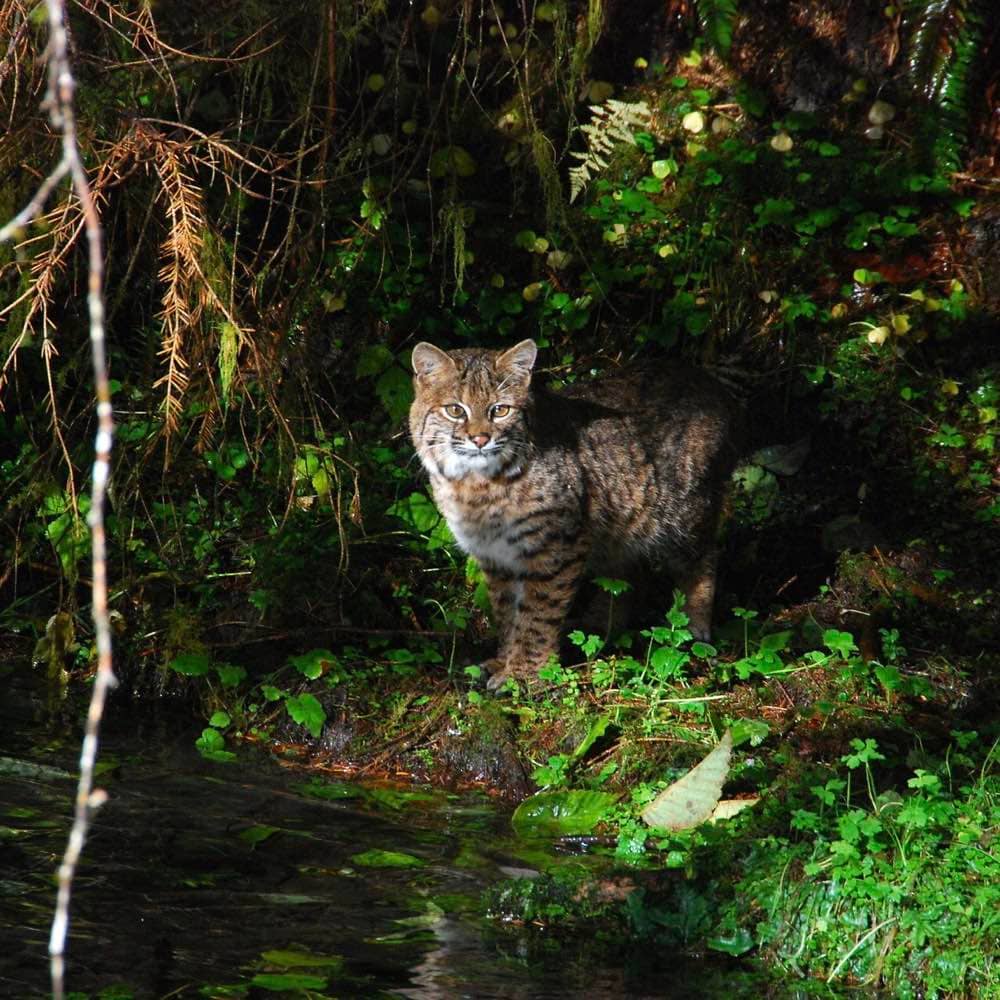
(479, 569), (518, 678)
(486, 549), (586, 692)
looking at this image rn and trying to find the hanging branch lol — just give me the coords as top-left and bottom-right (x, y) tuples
(0, 2), (115, 999)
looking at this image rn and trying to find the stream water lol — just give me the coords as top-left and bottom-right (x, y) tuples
(1, 669), (790, 999)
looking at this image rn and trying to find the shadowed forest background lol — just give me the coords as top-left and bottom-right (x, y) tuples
(1, 1), (998, 994)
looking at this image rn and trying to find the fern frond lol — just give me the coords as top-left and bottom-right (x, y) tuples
(903, 0), (986, 172)
(568, 99), (651, 202)
(695, 0), (740, 56)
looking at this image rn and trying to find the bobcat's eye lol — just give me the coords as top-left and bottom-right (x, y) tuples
(490, 404), (512, 419)
(443, 403), (467, 420)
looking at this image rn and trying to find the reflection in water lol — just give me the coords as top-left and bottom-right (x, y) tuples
(1, 670), (769, 999)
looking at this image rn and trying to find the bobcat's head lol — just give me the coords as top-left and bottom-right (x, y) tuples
(409, 339), (537, 480)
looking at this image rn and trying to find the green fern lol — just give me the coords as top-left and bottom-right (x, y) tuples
(568, 99), (651, 203)
(903, 0), (987, 173)
(695, 0), (740, 56)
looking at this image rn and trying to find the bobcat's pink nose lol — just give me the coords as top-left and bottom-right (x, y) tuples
(469, 433), (491, 449)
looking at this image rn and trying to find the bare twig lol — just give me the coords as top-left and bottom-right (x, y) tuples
(0, 1), (115, 997)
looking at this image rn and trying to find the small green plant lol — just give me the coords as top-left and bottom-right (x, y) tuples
(731, 733), (999, 994)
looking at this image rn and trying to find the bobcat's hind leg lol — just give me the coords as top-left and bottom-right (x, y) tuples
(670, 548), (719, 641)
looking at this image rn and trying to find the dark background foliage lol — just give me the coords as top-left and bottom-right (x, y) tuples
(1, 0), (997, 694)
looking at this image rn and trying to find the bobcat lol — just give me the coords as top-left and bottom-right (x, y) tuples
(409, 339), (741, 691)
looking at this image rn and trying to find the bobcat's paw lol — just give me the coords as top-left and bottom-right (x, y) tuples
(486, 665), (516, 694)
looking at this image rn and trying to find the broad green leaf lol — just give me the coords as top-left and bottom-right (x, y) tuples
(593, 576), (630, 596)
(641, 730), (732, 831)
(375, 365), (414, 422)
(823, 629), (858, 659)
(285, 693), (326, 738)
(387, 491), (442, 533)
(651, 159), (676, 180)
(759, 630), (792, 653)
(294, 778), (362, 801)
(239, 824), (281, 845)
(260, 949), (343, 970)
(730, 719), (769, 747)
(208, 711), (231, 728)
(168, 652), (211, 676)
(429, 145), (477, 178)
(512, 789), (618, 837)
(707, 928), (754, 956)
(289, 649), (337, 680)
(251, 973), (328, 992)
(195, 727), (224, 753)
(215, 663), (246, 688)
(350, 849), (424, 868)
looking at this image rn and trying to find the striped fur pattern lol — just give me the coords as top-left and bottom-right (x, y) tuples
(409, 339), (740, 690)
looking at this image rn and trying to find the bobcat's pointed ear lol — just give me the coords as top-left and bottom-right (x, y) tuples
(411, 342), (457, 381)
(496, 339), (537, 383)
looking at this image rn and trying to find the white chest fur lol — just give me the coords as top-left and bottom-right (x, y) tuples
(434, 485), (525, 571)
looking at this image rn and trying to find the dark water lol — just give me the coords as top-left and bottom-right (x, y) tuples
(1, 670), (792, 999)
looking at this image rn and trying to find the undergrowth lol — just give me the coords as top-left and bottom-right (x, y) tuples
(4, 3), (999, 995)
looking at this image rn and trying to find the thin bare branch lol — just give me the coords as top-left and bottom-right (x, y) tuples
(0, 1), (115, 997)
(0, 158), (70, 240)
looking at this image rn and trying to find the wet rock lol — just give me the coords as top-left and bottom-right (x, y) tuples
(439, 704), (529, 799)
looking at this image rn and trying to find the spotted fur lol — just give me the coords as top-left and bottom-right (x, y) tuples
(409, 339), (740, 690)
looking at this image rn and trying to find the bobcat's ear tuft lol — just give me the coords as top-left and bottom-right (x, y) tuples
(496, 339), (537, 382)
(411, 342), (456, 380)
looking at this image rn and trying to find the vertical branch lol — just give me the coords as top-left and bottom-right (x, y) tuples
(47, 0), (116, 988)
(0, 1), (114, 997)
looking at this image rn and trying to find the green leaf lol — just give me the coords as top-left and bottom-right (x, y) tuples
(356, 344), (395, 377)
(169, 652), (212, 676)
(208, 711), (231, 728)
(260, 949), (343, 970)
(511, 790), (618, 837)
(251, 973), (328, 992)
(699, 0), (737, 54)
(195, 727), (236, 762)
(294, 778), (363, 801)
(375, 365), (414, 423)
(707, 928), (754, 956)
(651, 159), (676, 179)
(730, 719), (770, 748)
(650, 645), (688, 678)
(759, 630), (792, 653)
(196, 727), (224, 752)
(572, 715), (612, 760)
(823, 629), (858, 659)
(350, 848), (425, 868)
(289, 649), (337, 680)
(429, 145), (477, 179)
(240, 824), (281, 845)
(387, 491), (443, 533)
(215, 663), (247, 688)
(285, 693), (326, 738)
